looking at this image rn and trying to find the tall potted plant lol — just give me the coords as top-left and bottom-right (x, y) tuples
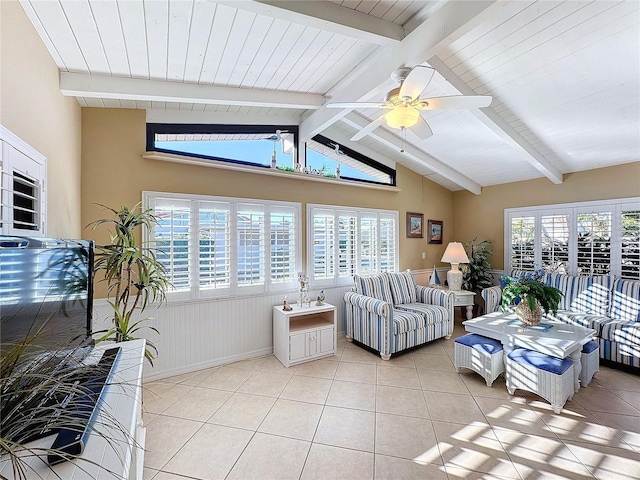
(89, 203), (171, 364)
(461, 236), (494, 315)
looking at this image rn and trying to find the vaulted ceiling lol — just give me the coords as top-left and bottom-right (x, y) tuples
(20, 0), (640, 194)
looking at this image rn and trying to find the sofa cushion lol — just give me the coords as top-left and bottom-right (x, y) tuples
(600, 320), (640, 346)
(507, 348), (573, 375)
(550, 310), (612, 335)
(609, 278), (640, 322)
(392, 309), (424, 334)
(387, 271), (417, 305)
(353, 273), (394, 304)
(550, 274), (613, 315)
(395, 303), (448, 326)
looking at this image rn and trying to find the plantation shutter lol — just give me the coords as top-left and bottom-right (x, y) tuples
(510, 216), (535, 271)
(237, 204), (265, 287)
(312, 209), (336, 281)
(379, 214), (397, 272)
(541, 214), (569, 273)
(270, 206), (297, 285)
(153, 198), (191, 291)
(576, 210), (611, 275)
(198, 201), (231, 290)
(621, 208), (639, 280)
(337, 213), (357, 279)
(359, 214), (378, 275)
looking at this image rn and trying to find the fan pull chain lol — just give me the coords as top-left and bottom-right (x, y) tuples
(400, 127), (407, 154)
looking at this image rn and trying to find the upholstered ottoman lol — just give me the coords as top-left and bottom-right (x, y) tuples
(580, 340), (599, 387)
(454, 333), (505, 387)
(505, 348), (574, 414)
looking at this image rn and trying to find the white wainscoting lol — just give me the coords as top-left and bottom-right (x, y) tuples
(93, 285), (352, 381)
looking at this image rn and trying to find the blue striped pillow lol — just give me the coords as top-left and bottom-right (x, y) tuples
(609, 279), (640, 322)
(353, 273), (394, 304)
(387, 271), (417, 305)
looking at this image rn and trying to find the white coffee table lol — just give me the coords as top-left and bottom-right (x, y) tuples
(463, 312), (595, 392)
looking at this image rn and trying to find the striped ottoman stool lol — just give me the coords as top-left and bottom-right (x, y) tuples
(580, 340), (600, 387)
(505, 348), (574, 414)
(454, 333), (505, 387)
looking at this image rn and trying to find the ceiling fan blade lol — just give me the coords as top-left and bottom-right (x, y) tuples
(418, 95), (493, 110)
(411, 116), (433, 141)
(399, 66), (435, 101)
(351, 113), (387, 142)
(326, 102), (386, 109)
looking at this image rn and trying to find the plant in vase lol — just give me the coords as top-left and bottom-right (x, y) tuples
(500, 271), (563, 326)
(461, 236), (494, 315)
(88, 203), (171, 364)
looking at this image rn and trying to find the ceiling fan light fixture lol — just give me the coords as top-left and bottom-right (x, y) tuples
(386, 105), (419, 129)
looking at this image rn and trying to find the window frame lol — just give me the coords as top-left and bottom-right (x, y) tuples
(307, 203), (399, 287)
(146, 123), (299, 170)
(307, 134), (396, 187)
(505, 197), (640, 279)
(144, 191), (302, 301)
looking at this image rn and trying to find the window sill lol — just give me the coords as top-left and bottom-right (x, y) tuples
(143, 151), (401, 192)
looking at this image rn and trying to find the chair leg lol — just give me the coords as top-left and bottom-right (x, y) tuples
(346, 336), (353, 343)
(380, 353), (391, 361)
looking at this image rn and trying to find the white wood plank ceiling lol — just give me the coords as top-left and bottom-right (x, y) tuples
(19, 0), (640, 193)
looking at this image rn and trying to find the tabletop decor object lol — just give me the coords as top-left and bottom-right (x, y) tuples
(501, 271), (562, 326)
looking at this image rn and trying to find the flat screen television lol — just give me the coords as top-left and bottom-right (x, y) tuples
(0, 236), (95, 357)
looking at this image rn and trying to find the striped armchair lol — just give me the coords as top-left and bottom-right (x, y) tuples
(344, 271), (455, 360)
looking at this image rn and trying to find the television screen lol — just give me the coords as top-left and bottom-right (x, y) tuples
(0, 236), (94, 357)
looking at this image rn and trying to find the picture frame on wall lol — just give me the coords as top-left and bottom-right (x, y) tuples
(406, 212), (424, 238)
(427, 220), (443, 244)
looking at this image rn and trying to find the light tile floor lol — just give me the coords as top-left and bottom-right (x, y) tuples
(143, 322), (640, 480)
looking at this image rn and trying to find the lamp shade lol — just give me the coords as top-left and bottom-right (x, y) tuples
(441, 242), (469, 264)
(386, 105), (420, 129)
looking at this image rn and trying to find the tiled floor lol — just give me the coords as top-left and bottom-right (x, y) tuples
(142, 321), (640, 480)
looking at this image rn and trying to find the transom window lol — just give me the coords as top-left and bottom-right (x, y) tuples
(144, 191), (301, 299)
(506, 198), (640, 279)
(147, 124), (298, 170)
(306, 135), (395, 186)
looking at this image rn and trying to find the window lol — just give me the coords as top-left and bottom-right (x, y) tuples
(505, 198), (640, 279)
(306, 135), (396, 186)
(145, 192), (301, 299)
(1, 127), (46, 235)
(147, 124), (298, 170)
(308, 204), (398, 286)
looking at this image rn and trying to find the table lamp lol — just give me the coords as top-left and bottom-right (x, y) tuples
(441, 242), (469, 291)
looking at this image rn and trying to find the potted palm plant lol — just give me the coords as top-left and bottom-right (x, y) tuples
(501, 271), (563, 326)
(461, 236), (494, 315)
(89, 203), (171, 364)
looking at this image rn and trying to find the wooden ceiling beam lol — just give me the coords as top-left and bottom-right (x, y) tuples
(427, 56), (564, 184)
(60, 72), (324, 109)
(299, 0), (498, 142)
(217, 0), (404, 46)
(340, 113), (483, 195)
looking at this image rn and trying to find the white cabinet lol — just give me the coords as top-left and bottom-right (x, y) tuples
(273, 303), (337, 367)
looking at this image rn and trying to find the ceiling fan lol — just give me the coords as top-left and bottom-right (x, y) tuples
(326, 65), (492, 142)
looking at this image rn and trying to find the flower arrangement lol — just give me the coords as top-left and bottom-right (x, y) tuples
(500, 270), (563, 324)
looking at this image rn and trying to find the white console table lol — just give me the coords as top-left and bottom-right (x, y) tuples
(273, 303), (337, 367)
(0, 339), (146, 480)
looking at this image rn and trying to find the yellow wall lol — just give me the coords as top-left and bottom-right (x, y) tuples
(81, 108), (454, 292)
(453, 162), (640, 270)
(0, 1), (82, 237)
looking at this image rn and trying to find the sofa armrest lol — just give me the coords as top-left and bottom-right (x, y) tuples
(482, 285), (502, 314)
(415, 286), (455, 322)
(343, 291), (392, 356)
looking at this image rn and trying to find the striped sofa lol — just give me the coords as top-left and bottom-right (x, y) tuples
(482, 270), (640, 369)
(344, 271), (455, 360)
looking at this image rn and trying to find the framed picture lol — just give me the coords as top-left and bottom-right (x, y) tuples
(406, 212), (424, 238)
(427, 220), (443, 244)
